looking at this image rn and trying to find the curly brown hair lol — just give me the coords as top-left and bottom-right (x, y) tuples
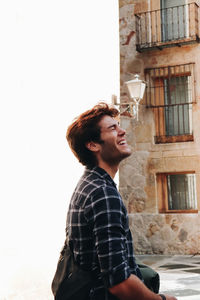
(66, 102), (119, 167)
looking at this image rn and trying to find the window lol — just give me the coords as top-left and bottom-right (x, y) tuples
(157, 172), (197, 213)
(164, 76), (192, 136)
(161, 0), (187, 42)
(145, 63), (195, 143)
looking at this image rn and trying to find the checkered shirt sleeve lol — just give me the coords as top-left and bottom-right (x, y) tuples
(84, 184), (132, 287)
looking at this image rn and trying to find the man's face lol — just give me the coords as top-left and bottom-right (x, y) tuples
(97, 115), (131, 165)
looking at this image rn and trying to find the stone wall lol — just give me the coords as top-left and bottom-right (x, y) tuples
(129, 213), (200, 255)
(119, 0), (200, 255)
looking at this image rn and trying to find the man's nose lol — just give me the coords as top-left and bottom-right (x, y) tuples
(118, 126), (126, 135)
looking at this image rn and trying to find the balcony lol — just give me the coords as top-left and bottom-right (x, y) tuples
(135, 2), (200, 52)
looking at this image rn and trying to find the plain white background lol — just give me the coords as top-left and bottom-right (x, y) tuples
(0, 0), (119, 298)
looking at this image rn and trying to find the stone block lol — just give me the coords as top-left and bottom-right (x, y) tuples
(147, 158), (163, 172)
(163, 157), (196, 172)
(178, 229), (188, 242)
(149, 232), (166, 254)
(149, 151), (162, 159)
(128, 198), (145, 213)
(119, 1), (134, 10)
(145, 185), (156, 198)
(136, 143), (152, 151)
(125, 58), (143, 74)
(182, 149), (200, 157)
(162, 150), (184, 158)
(135, 125), (153, 143)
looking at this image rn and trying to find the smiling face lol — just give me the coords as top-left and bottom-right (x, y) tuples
(97, 115), (132, 166)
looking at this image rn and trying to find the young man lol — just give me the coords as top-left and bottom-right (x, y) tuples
(63, 103), (177, 300)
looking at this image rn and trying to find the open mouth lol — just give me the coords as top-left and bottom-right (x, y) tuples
(118, 140), (127, 145)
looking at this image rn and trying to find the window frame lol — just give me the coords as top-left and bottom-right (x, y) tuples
(157, 171), (198, 213)
(145, 63), (196, 144)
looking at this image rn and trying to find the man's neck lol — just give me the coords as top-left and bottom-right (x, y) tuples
(98, 161), (119, 179)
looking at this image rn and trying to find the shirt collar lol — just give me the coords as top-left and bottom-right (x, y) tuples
(85, 166), (117, 187)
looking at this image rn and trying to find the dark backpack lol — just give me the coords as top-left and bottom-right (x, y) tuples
(51, 243), (93, 300)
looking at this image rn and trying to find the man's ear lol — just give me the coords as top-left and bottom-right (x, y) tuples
(85, 141), (100, 153)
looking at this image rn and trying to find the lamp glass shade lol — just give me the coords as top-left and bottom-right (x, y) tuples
(125, 76), (146, 100)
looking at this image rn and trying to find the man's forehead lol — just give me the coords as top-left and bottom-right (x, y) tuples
(99, 115), (119, 129)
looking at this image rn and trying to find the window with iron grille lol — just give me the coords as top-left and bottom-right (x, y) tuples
(157, 172), (197, 213)
(145, 63), (195, 143)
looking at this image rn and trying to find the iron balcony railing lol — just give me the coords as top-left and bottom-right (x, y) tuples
(135, 2), (200, 51)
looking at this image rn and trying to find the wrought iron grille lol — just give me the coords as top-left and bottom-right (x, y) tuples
(145, 63), (195, 143)
(135, 2), (199, 51)
(167, 174), (197, 210)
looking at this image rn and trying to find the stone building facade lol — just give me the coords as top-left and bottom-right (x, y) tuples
(119, 0), (200, 254)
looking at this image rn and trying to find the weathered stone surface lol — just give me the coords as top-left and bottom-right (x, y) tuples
(135, 125), (153, 143)
(128, 196), (146, 213)
(149, 232), (166, 254)
(129, 214), (152, 254)
(178, 229), (188, 242)
(119, 0), (200, 255)
(119, 0), (134, 9)
(127, 213), (200, 255)
(125, 58), (143, 74)
(146, 158), (164, 173)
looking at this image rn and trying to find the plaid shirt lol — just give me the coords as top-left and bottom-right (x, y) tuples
(66, 166), (142, 300)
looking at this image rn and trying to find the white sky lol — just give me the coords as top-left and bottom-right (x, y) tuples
(0, 0), (119, 297)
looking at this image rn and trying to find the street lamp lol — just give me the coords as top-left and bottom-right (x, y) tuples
(112, 74), (146, 121)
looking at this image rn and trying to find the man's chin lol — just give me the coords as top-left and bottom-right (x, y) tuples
(121, 149), (132, 159)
